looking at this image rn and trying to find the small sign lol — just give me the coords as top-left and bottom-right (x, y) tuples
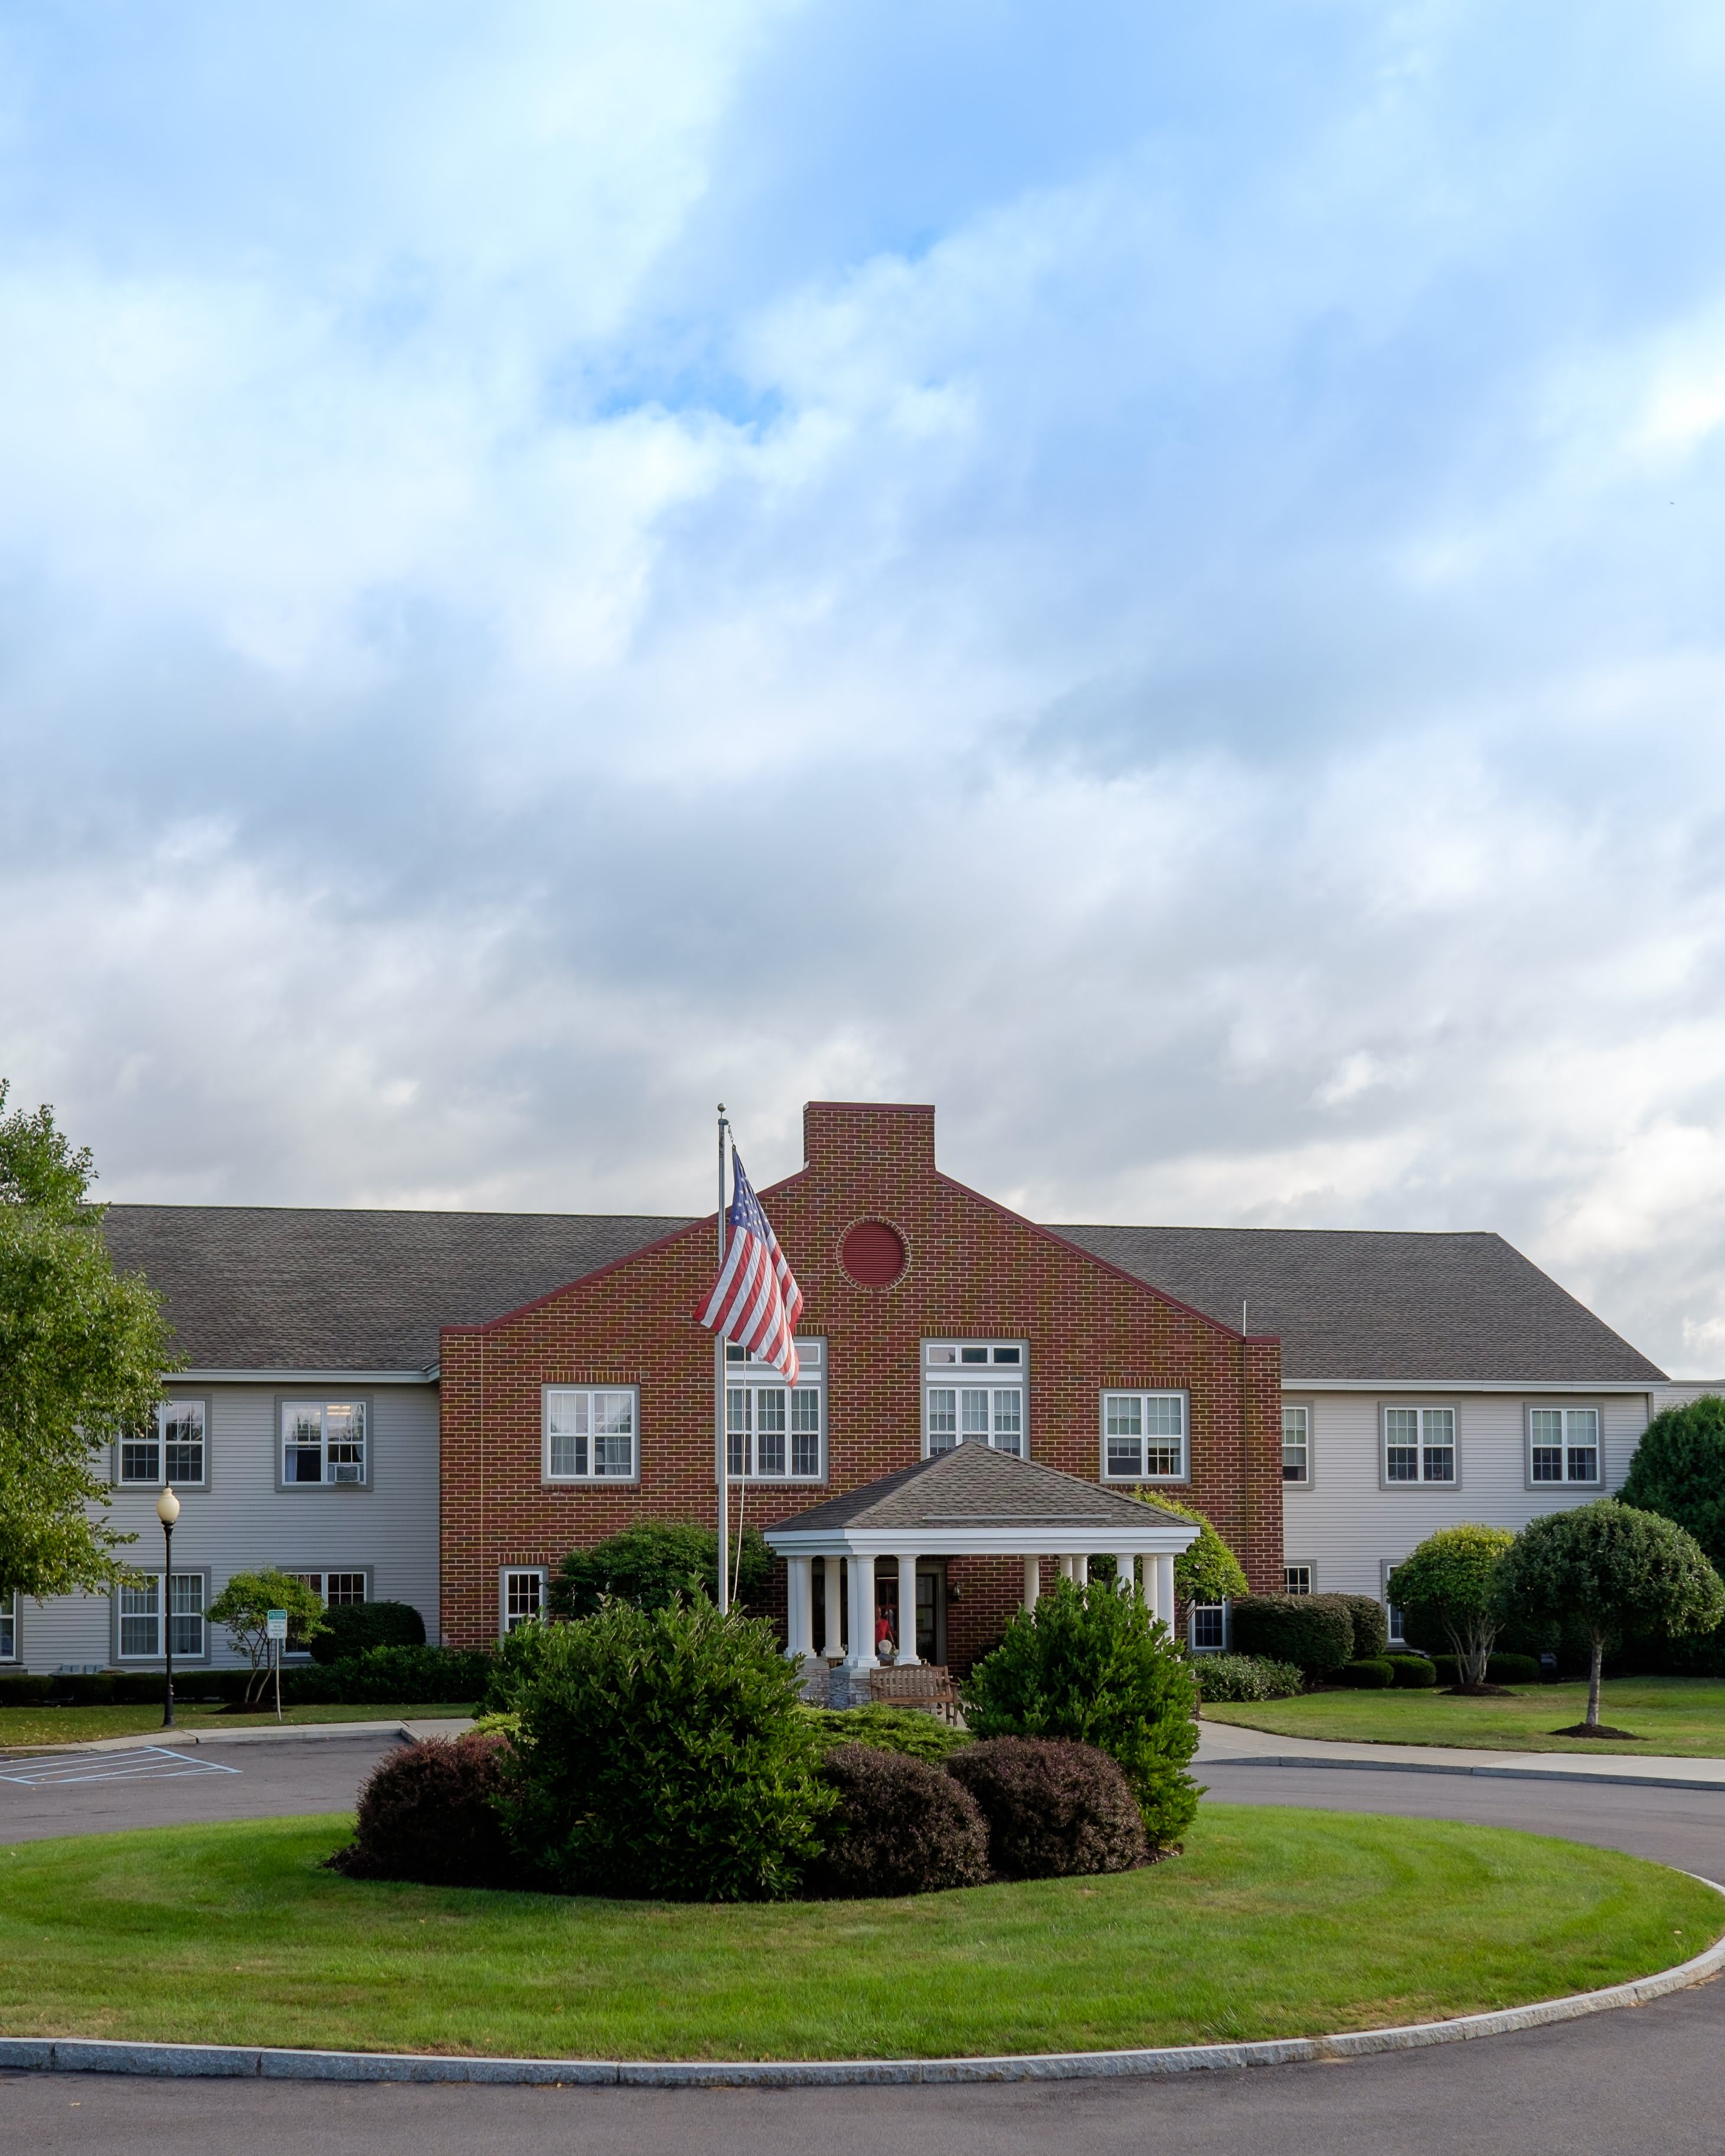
(265, 1610), (288, 1642)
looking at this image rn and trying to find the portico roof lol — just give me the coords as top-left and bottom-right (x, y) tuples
(763, 1443), (1198, 1557)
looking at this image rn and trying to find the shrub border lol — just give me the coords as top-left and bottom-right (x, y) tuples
(1, 1877), (1720, 2088)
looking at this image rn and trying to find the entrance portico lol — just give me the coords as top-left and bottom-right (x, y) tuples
(766, 1443), (1200, 1673)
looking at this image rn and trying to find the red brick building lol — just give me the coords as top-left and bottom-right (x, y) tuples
(439, 1100), (1284, 1665)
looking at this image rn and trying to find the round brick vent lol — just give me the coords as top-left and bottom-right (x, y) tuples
(841, 1221), (907, 1287)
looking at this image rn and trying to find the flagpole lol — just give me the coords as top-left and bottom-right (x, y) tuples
(715, 1104), (730, 1615)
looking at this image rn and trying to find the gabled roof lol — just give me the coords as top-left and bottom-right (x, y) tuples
(101, 1205), (693, 1371)
(1051, 1224), (1666, 1384)
(765, 1442), (1187, 1536)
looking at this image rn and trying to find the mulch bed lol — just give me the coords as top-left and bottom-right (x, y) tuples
(1547, 1723), (1645, 1741)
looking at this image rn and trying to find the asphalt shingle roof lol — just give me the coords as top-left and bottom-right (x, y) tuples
(1051, 1223), (1666, 1384)
(766, 1442), (1187, 1534)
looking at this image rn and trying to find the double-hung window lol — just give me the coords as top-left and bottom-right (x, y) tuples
(286, 1572), (368, 1607)
(924, 1341), (1026, 1458)
(120, 1399), (207, 1487)
(1189, 1603), (1227, 1651)
(1282, 1403), (1310, 1485)
(544, 1386), (638, 1482)
(1528, 1407), (1600, 1487)
(501, 1568), (547, 1635)
(1383, 1405), (1456, 1485)
(1102, 1391), (1187, 1481)
(117, 1574), (205, 1660)
(727, 1340), (824, 1480)
(0, 1593), (15, 1662)
(281, 1400), (367, 1485)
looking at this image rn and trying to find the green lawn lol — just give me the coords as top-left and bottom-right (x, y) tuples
(0, 1703), (476, 1749)
(0, 1807), (1715, 2061)
(1205, 1675), (1725, 1755)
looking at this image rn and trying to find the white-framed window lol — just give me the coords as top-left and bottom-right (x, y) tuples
(1284, 1564), (1312, 1595)
(501, 1567), (547, 1636)
(727, 1340), (825, 1481)
(543, 1386), (639, 1482)
(1189, 1602), (1227, 1652)
(1381, 1563), (1407, 1645)
(1528, 1407), (1601, 1487)
(117, 1574), (205, 1660)
(0, 1592), (15, 1662)
(1282, 1403), (1310, 1486)
(280, 1399), (367, 1486)
(924, 1341), (1027, 1458)
(120, 1399), (207, 1487)
(1383, 1405), (1456, 1486)
(285, 1572), (368, 1606)
(1102, 1391), (1187, 1481)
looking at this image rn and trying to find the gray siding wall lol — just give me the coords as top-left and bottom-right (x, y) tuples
(6, 1380), (440, 1674)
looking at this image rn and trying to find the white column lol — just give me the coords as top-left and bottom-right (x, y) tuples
(785, 1557), (814, 1660)
(1022, 1555), (1041, 1612)
(822, 1554), (844, 1661)
(1114, 1553), (1136, 1598)
(846, 1553), (878, 1670)
(1058, 1554), (1074, 1583)
(1153, 1553), (1176, 1629)
(1074, 1553), (1089, 1587)
(894, 1553), (921, 1664)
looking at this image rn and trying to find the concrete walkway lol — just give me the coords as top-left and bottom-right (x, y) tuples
(1196, 1714), (1725, 1790)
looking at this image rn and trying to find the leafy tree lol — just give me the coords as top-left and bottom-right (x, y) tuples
(549, 1521), (772, 1619)
(961, 1579), (1200, 1849)
(1135, 1492), (1249, 1606)
(1387, 1525), (1515, 1686)
(1495, 1500), (1725, 1730)
(0, 1085), (174, 1603)
(1620, 1396), (1725, 1574)
(206, 1569), (328, 1704)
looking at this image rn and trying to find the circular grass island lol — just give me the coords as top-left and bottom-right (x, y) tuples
(1, 1805), (1718, 2063)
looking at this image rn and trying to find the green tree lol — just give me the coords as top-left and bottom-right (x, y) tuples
(1135, 1492), (1249, 1607)
(206, 1569), (328, 1705)
(549, 1521), (773, 1619)
(1495, 1500), (1725, 1730)
(0, 1085), (175, 1603)
(1620, 1396), (1725, 1574)
(1387, 1524), (1515, 1686)
(960, 1580), (1200, 1848)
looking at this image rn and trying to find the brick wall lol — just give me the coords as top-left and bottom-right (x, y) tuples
(439, 1100), (1285, 1655)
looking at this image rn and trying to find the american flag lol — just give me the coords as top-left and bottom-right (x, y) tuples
(696, 1151), (805, 1383)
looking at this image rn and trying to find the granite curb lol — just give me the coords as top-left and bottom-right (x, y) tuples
(0, 1719), (473, 1759)
(3, 1878), (1721, 2088)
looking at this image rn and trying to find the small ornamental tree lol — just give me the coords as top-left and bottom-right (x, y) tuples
(960, 1579), (1200, 1849)
(550, 1523), (773, 1620)
(1620, 1396), (1725, 1575)
(1387, 1525), (1515, 1687)
(1495, 1500), (1725, 1732)
(1136, 1493), (1248, 1608)
(207, 1569), (328, 1704)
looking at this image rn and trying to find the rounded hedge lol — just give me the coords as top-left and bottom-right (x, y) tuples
(1335, 1595), (1389, 1661)
(308, 1599), (426, 1665)
(328, 1734), (519, 1889)
(945, 1737), (1146, 1880)
(1334, 1658), (1394, 1688)
(1384, 1654), (1437, 1688)
(805, 1743), (990, 1897)
(1230, 1594), (1354, 1677)
(1190, 1652), (1305, 1703)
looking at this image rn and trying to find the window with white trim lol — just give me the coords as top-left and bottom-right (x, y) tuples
(1189, 1603), (1227, 1651)
(544, 1387), (638, 1482)
(1382, 1566), (1407, 1645)
(285, 1572), (368, 1606)
(501, 1567), (547, 1635)
(1282, 1403), (1309, 1485)
(1383, 1406), (1456, 1485)
(1284, 1564), (1312, 1595)
(0, 1593), (15, 1661)
(1529, 1407), (1600, 1486)
(121, 1399), (205, 1486)
(924, 1341), (1027, 1458)
(117, 1574), (205, 1660)
(282, 1400), (367, 1485)
(727, 1340), (825, 1480)
(1102, 1391), (1187, 1481)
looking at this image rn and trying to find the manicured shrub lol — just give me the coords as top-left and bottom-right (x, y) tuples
(1229, 1594), (1353, 1678)
(549, 1523), (773, 1620)
(53, 1673), (115, 1706)
(1191, 1652), (1304, 1703)
(801, 1703), (969, 1762)
(1336, 1595), (1389, 1661)
(1334, 1658), (1394, 1688)
(946, 1737), (1146, 1880)
(1385, 1654), (1437, 1688)
(496, 1596), (834, 1902)
(112, 1672), (171, 1705)
(805, 1743), (990, 1898)
(1486, 1652), (1542, 1687)
(328, 1734), (521, 1889)
(961, 1580), (1199, 1850)
(281, 1644), (492, 1707)
(308, 1599), (426, 1665)
(0, 1674), (53, 1706)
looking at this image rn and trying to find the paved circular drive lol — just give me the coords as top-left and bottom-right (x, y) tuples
(2, 1750), (1724, 2153)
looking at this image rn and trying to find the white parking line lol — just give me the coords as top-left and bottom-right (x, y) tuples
(0, 1746), (241, 1786)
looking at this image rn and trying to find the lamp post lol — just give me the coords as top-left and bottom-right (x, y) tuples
(156, 1487), (180, 1730)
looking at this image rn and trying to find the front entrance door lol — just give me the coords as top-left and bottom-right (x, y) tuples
(915, 1565), (945, 1666)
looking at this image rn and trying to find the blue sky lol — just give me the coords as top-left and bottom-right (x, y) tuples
(5, 2), (1725, 1370)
